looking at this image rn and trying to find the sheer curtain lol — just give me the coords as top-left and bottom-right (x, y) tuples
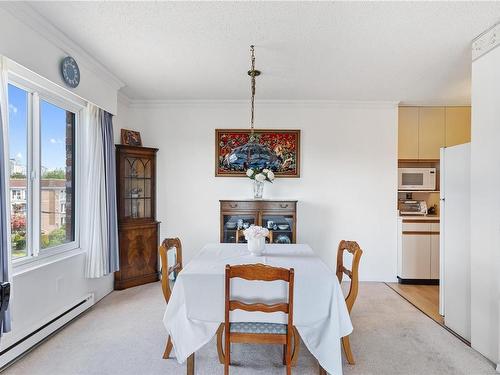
(0, 57), (11, 333)
(82, 104), (119, 278)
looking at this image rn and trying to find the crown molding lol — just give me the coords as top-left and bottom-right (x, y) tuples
(0, 2), (125, 91)
(117, 91), (132, 108)
(126, 99), (400, 110)
(472, 22), (500, 61)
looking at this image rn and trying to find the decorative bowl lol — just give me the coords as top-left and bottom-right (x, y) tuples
(278, 224), (289, 230)
(226, 222), (237, 229)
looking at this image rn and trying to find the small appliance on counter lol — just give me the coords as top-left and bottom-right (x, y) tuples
(398, 200), (428, 216)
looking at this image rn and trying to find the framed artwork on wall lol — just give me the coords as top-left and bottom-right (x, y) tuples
(121, 129), (142, 146)
(215, 129), (301, 177)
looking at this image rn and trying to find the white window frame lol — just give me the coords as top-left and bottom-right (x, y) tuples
(7, 63), (85, 267)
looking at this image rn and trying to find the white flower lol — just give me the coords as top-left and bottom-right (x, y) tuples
(243, 225), (269, 240)
(246, 169), (254, 177)
(267, 171), (275, 180)
(262, 168), (269, 174)
(255, 173), (266, 182)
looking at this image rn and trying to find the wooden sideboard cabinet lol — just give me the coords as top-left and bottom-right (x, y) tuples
(220, 200), (297, 244)
(115, 145), (160, 290)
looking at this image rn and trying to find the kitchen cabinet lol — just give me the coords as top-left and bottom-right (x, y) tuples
(398, 106), (471, 160)
(398, 107), (419, 159)
(445, 107), (471, 147)
(402, 234), (431, 279)
(398, 220), (440, 283)
(430, 233), (440, 279)
(418, 107), (446, 159)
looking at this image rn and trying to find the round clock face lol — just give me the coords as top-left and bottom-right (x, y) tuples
(61, 56), (80, 88)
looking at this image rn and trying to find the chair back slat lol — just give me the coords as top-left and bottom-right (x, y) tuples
(159, 237), (183, 303)
(228, 263), (290, 282)
(336, 240), (363, 313)
(229, 300), (289, 314)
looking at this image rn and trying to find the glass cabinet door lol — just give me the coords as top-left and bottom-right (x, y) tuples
(221, 213), (258, 243)
(123, 157), (153, 220)
(262, 213), (295, 244)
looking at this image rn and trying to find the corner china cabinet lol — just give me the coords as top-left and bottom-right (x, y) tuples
(115, 145), (160, 290)
(220, 200), (297, 244)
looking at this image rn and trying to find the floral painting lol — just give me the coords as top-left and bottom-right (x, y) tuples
(215, 129), (300, 177)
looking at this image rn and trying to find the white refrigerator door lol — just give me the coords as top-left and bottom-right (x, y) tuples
(441, 143), (471, 341)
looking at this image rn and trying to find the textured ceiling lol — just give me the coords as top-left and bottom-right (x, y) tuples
(27, 1), (500, 103)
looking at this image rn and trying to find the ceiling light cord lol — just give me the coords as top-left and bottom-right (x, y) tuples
(248, 45), (261, 138)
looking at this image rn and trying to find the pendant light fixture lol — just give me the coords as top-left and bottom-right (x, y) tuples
(224, 46), (279, 171)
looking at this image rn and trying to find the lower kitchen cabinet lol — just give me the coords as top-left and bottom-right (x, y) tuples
(398, 219), (440, 283)
(430, 234), (440, 279)
(402, 234), (431, 279)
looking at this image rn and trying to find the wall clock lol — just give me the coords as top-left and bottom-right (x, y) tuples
(61, 56), (80, 88)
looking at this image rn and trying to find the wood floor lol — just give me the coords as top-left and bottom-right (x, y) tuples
(386, 283), (443, 324)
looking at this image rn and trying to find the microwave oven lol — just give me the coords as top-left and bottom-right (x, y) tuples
(398, 168), (436, 191)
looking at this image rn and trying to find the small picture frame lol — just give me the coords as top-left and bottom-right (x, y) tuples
(121, 129), (142, 146)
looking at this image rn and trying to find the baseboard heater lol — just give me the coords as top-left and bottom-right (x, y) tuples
(0, 293), (94, 369)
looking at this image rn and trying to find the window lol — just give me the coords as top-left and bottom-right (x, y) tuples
(8, 84), (28, 259)
(8, 82), (78, 261)
(40, 100), (75, 250)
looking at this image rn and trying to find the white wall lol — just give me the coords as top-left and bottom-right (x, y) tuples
(470, 45), (500, 365)
(0, 5), (118, 349)
(127, 101), (398, 281)
(0, 5), (121, 114)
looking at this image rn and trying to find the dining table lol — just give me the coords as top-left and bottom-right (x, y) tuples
(163, 243), (353, 375)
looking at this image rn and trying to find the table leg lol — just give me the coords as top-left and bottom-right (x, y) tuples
(187, 353), (195, 375)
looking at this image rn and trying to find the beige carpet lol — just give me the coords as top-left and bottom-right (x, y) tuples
(2, 282), (496, 375)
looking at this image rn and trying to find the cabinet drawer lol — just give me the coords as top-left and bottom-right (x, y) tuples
(220, 201), (258, 211)
(402, 223), (431, 232)
(262, 201), (296, 210)
(430, 223), (440, 232)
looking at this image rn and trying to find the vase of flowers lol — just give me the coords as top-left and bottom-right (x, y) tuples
(246, 168), (275, 199)
(243, 225), (269, 256)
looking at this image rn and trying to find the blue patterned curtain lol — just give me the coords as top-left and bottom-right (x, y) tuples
(100, 110), (119, 274)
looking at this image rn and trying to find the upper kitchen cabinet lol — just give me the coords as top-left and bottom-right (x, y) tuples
(418, 107), (445, 160)
(445, 107), (471, 147)
(398, 106), (471, 160)
(398, 107), (419, 159)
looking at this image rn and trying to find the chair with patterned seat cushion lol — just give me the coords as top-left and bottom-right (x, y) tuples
(223, 263), (295, 375)
(158, 238), (183, 359)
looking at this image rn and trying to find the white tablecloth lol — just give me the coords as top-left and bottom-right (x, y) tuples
(163, 243), (353, 375)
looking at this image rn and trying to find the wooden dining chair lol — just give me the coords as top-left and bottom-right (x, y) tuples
(235, 229), (273, 243)
(336, 240), (363, 365)
(222, 263), (295, 375)
(158, 237), (183, 359)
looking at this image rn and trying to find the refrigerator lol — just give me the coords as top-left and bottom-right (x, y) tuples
(439, 143), (471, 341)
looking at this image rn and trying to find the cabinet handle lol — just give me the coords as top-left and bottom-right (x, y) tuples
(279, 203), (288, 208)
(230, 203), (238, 208)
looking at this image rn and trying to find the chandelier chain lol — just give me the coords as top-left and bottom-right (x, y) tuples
(250, 45), (256, 136)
